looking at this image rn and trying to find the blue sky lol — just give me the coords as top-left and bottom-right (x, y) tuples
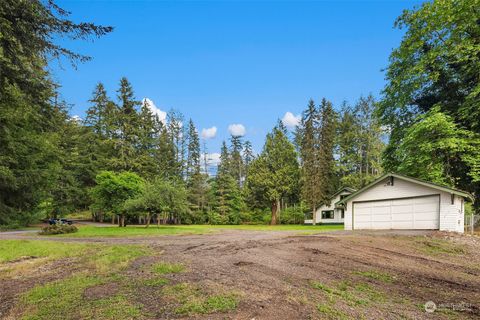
(53, 0), (421, 158)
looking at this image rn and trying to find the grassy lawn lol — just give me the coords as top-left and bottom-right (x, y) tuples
(0, 239), (242, 319)
(49, 224), (343, 237)
(1, 240), (154, 319)
(0, 240), (91, 263)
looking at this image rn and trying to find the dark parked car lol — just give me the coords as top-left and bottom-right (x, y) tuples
(48, 218), (74, 225)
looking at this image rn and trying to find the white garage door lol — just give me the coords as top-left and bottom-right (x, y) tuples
(353, 195), (439, 230)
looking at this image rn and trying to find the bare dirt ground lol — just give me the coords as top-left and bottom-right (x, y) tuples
(1, 229), (479, 319)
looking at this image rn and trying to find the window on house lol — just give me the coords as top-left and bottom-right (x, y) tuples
(340, 209), (344, 219)
(322, 210), (334, 219)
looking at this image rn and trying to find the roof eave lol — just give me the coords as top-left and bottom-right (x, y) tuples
(335, 173), (473, 205)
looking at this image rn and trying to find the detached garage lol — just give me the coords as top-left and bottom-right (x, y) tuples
(336, 173), (472, 233)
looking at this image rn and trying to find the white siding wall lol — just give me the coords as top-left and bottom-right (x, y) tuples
(314, 192), (349, 224)
(343, 177), (465, 232)
(439, 194), (464, 233)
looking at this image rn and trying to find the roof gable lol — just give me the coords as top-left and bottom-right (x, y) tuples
(329, 187), (356, 199)
(336, 173), (472, 205)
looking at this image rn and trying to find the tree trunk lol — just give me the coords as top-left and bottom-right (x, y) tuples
(271, 199), (280, 225)
(112, 214), (115, 225)
(146, 212), (151, 228)
(312, 204), (316, 226)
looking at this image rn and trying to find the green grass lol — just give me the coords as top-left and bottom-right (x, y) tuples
(0, 226), (40, 232)
(352, 270), (395, 283)
(48, 224), (342, 238)
(13, 241), (152, 319)
(22, 274), (104, 320)
(316, 304), (350, 320)
(152, 262), (185, 274)
(310, 280), (385, 307)
(79, 294), (143, 320)
(162, 283), (239, 315)
(416, 238), (466, 255)
(21, 274), (143, 320)
(0, 241), (150, 275)
(141, 277), (169, 287)
(87, 245), (150, 273)
(206, 224), (343, 231)
(0, 240), (91, 263)
(176, 294), (238, 315)
(53, 225), (214, 237)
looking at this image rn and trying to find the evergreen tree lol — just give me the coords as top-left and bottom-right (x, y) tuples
(137, 99), (158, 176)
(218, 141), (230, 176)
(0, 0), (111, 226)
(85, 83), (109, 136)
(185, 120), (208, 218)
(212, 174), (244, 223)
(243, 140), (254, 181)
(155, 126), (177, 179)
(246, 125), (300, 224)
(336, 97), (384, 189)
(214, 141), (244, 221)
(336, 101), (360, 178)
(186, 119), (201, 178)
(299, 99), (321, 224)
(114, 77), (141, 171)
(355, 95), (383, 177)
(229, 135), (244, 186)
(167, 110), (186, 179)
(84, 83), (116, 173)
(317, 98), (337, 205)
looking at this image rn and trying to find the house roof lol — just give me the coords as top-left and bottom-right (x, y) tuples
(330, 187), (356, 199)
(325, 187), (356, 208)
(336, 173), (473, 206)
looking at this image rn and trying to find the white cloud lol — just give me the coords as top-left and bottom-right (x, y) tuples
(142, 98), (167, 124)
(70, 115), (82, 122)
(207, 153), (221, 166)
(201, 126), (217, 139)
(228, 123), (246, 136)
(282, 112), (301, 129)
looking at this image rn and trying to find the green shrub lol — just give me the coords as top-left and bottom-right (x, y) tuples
(207, 211), (228, 225)
(279, 205), (308, 224)
(39, 224), (78, 235)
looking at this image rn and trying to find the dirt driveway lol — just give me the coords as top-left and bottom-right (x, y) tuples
(1, 229), (479, 319)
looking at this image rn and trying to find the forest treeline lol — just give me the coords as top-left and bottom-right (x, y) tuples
(41, 78), (384, 226)
(1, 0), (479, 227)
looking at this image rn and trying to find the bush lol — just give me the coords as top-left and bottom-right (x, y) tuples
(207, 211), (228, 225)
(279, 205), (308, 224)
(39, 224), (78, 235)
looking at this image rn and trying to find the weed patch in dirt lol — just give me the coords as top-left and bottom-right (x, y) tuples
(151, 262), (185, 275)
(162, 283), (239, 315)
(417, 238), (467, 255)
(310, 280), (386, 307)
(316, 303), (349, 320)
